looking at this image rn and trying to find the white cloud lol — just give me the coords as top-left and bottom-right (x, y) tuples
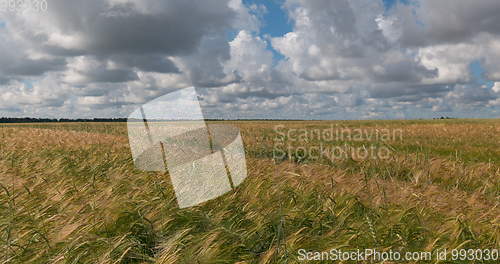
(225, 30), (273, 81)
(0, 0), (499, 119)
(492, 82), (500, 93)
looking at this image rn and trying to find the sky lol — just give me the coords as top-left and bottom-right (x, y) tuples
(0, 0), (499, 120)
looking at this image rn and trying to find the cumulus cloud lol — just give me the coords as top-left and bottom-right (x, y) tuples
(0, 0), (243, 117)
(267, 0), (499, 117)
(397, 0), (500, 46)
(0, 0), (499, 119)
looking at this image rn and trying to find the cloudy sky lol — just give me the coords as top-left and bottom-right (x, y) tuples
(0, 0), (499, 119)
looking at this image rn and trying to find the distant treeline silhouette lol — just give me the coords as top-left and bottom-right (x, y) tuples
(0, 117), (127, 123)
(0, 117), (310, 123)
(433, 116), (455, 120)
(1, 117), (462, 123)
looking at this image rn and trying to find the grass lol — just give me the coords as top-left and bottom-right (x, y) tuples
(0, 119), (498, 263)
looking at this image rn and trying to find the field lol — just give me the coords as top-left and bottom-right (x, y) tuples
(0, 120), (499, 263)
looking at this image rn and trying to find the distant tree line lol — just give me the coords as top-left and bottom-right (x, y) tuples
(0, 117), (127, 123)
(433, 116), (455, 120)
(0, 117), (459, 123)
(0, 117), (310, 123)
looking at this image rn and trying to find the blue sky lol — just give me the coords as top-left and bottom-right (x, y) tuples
(243, 0), (405, 37)
(242, 0), (409, 63)
(243, 0), (292, 37)
(470, 60), (494, 89)
(382, 0), (411, 10)
(241, 0), (292, 62)
(244, 0), (495, 93)
(243, 0), (407, 36)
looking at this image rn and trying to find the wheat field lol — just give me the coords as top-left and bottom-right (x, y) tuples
(0, 120), (499, 263)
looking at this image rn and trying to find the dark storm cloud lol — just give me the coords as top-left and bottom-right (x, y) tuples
(368, 83), (452, 99)
(2, 57), (66, 76)
(371, 60), (438, 83)
(41, 0), (234, 56)
(2, 0), (235, 84)
(83, 68), (138, 83)
(304, 0), (357, 38)
(399, 0), (500, 46)
(110, 55), (179, 74)
(0, 32), (66, 80)
(451, 84), (498, 104)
